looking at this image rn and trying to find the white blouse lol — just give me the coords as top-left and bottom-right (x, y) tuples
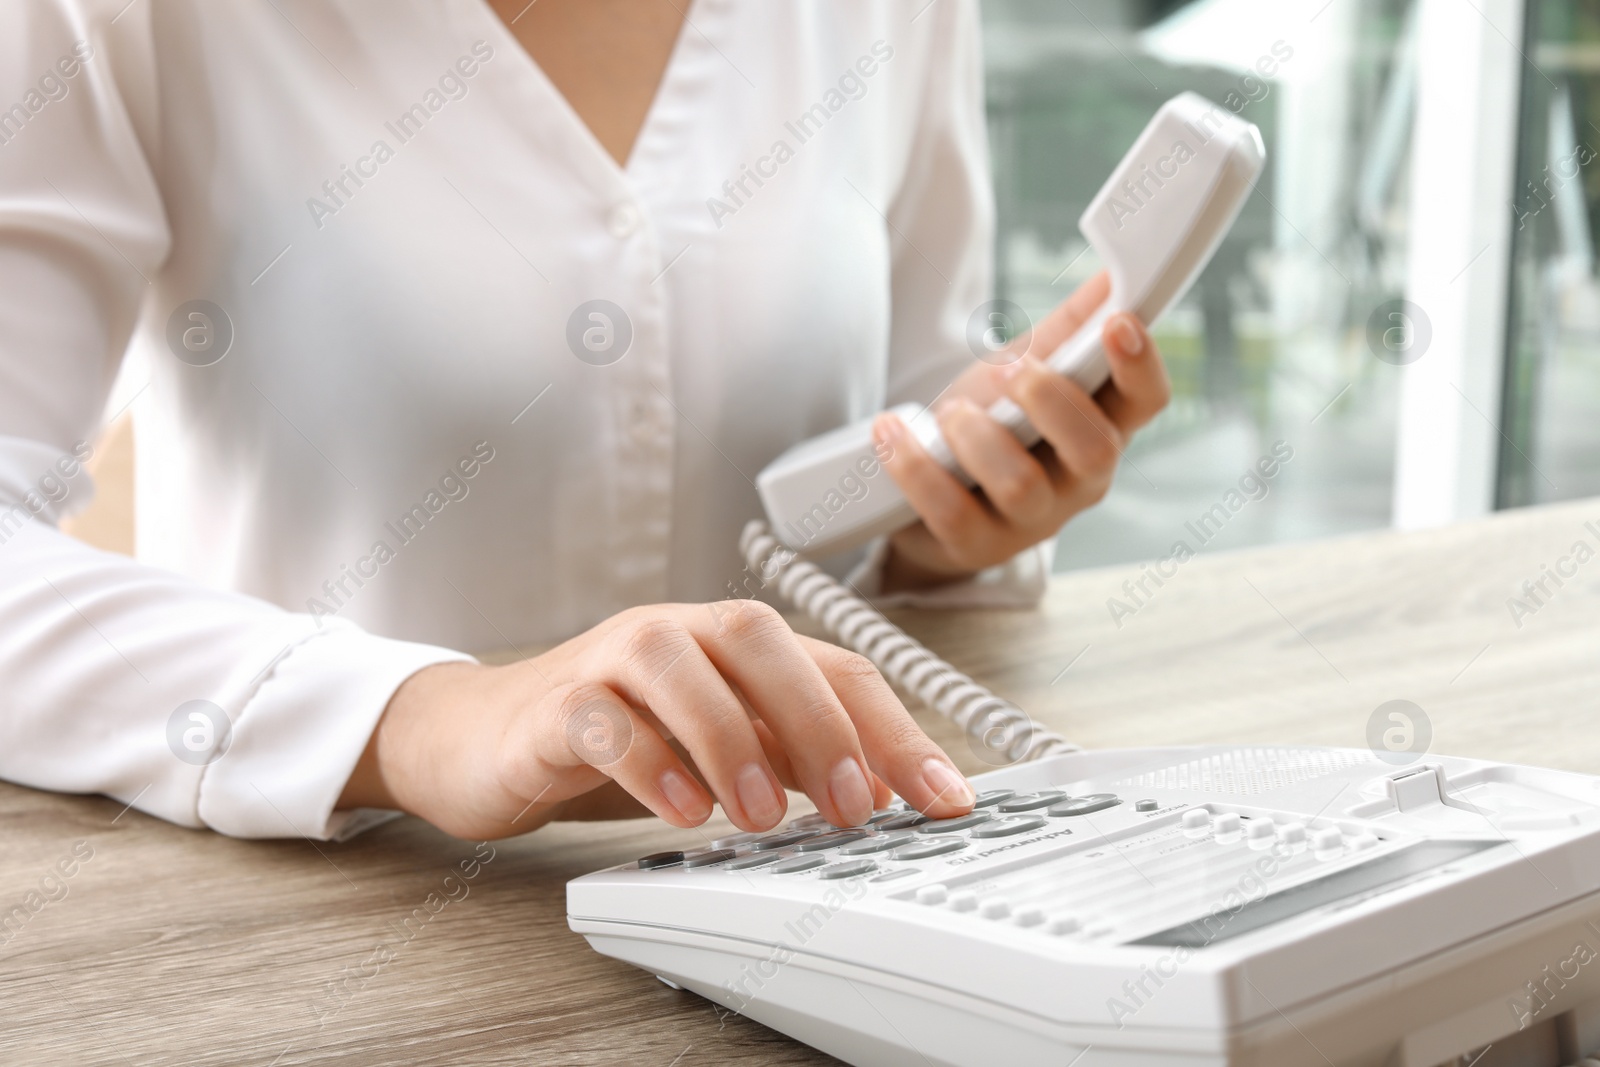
(0, 0), (1043, 839)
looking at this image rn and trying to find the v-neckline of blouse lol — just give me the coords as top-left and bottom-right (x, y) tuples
(468, 0), (710, 189)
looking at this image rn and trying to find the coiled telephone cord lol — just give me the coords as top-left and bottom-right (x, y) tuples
(739, 520), (1078, 767)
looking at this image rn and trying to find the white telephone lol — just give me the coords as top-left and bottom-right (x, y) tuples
(570, 745), (1600, 1067)
(567, 534), (1600, 1067)
(757, 92), (1265, 555)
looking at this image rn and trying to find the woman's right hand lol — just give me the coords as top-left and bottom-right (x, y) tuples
(338, 600), (977, 840)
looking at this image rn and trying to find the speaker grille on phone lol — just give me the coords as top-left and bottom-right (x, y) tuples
(1115, 747), (1374, 796)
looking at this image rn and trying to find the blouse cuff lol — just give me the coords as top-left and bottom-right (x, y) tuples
(844, 537), (1053, 609)
(196, 624), (476, 840)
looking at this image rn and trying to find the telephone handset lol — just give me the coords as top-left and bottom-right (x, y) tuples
(757, 93), (1266, 555)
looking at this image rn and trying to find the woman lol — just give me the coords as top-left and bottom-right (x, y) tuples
(0, 0), (1168, 843)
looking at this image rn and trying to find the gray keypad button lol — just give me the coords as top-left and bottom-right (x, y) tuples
(838, 833), (913, 856)
(876, 811), (930, 832)
(870, 867), (920, 883)
(1047, 794), (1122, 817)
(996, 791), (1068, 813)
(770, 854), (829, 874)
(751, 829), (823, 851)
(968, 816), (1047, 839)
(915, 812), (993, 835)
(725, 852), (781, 871)
(636, 851), (683, 870)
(795, 830), (871, 853)
(866, 809), (902, 826)
(972, 790), (1016, 809)
(817, 859), (878, 880)
(682, 849), (736, 868)
(1135, 799), (1159, 812)
(891, 839), (968, 861)
(787, 812), (830, 830)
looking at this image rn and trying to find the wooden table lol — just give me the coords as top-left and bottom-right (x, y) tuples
(5, 497), (1600, 1066)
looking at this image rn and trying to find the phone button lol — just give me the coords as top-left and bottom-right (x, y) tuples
(1046, 794), (1122, 817)
(996, 791), (1068, 813)
(969, 816), (1047, 839)
(817, 859), (878, 880)
(682, 849), (737, 869)
(891, 839), (968, 861)
(725, 852), (782, 871)
(838, 833), (913, 855)
(875, 811), (931, 832)
(770, 855), (829, 874)
(751, 829), (824, 851)
(795, 830), (871, 852)
(636, 851), (684, 870)
(972, 790), (1016, 809)
(916, 813), (993, 835)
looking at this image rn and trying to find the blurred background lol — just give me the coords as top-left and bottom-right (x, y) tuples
(1502, 0), (1600, 509)
(983, 0), (1593, 572)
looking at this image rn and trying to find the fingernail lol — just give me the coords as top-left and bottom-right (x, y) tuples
(659, 767), (711, 823)
(735, 762), (785, 828)
(1110, 313), (1145, 357)
(921, 757), (974, 809)
(828, 757), (874, 826)
(872, 412), (902, 446)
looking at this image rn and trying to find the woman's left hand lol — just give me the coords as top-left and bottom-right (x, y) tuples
(874, 271), (1171, 592)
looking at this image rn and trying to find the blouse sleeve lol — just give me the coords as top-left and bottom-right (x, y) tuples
(867, 0), (1048, 609)
(0, 0), (472, 839)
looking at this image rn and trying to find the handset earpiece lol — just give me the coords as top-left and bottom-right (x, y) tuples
(758, 93), (1266, 555)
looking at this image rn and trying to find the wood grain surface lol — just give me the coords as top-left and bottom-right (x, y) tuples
(4, 497), (1599, 1066)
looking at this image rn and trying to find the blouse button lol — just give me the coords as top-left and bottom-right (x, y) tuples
(608, 203), (640, 239)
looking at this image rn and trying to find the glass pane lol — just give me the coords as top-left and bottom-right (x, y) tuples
(1499, 1), (1600, 508)
(980, 0), (1418, 572)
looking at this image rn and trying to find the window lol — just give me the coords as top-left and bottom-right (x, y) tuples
(1500, 0), (1600, 509)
